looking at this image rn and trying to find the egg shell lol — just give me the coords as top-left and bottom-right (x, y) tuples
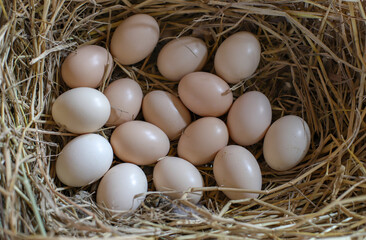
(110, 120), (170, 165)
(214, 31), (261, 84)
(178, 117), (229, 166)
(104, 78), (143, 126)
(157, 36), (208, 81)
(61, 45), (113, 88)
(110, 14), (159, 65)
(153, 157), (204, 204)
(52, 87), (110, 134)
(263, 115), (311, 171)
(142, 90), (191, 140)
(227, 91), (272, 146)
(97, 163), (147, 212)
(178, 72), (233, 117)
(56, 134), (113, 187)
(213, 145), (262, 200)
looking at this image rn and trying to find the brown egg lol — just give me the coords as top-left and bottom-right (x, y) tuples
(213, 145), (262, 200)
(104, 78), (143, 127)
(110, 121), (170, 165)
(142, 90), (191, 140)
(227, 91), (272, 146)
(177, 117), (229, 166)
(61, 45), (113, 88)
(178, 72), (233, 117)
(157, 36), (208, 81)
(214, 32), (261, 84)
(110, 14), (159, 65)
(153, 156), (204, 204)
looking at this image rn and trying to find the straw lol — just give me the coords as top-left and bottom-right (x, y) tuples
(1, 0), (366, 238)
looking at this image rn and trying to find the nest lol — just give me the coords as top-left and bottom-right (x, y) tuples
(1, 0), (366, 239)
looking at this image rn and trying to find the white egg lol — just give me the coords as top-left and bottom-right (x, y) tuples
(56, 134), (113, 187)
(97, 163), (148, 212)
(52, 87), (110, 134)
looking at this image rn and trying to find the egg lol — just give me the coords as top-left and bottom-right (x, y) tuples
(178, 72), (233, 117)
(142, 90), (191, 140)
(214, 31), (261, 84)
(52, 87), (110, 134)
(111, 121), (170, 165)
(110, 14), (159, 65)
(178, 117), (229, 166)
(263, 115), (311, 171)
(213, 145), (262, 200)
(97, 163), (147, 212)
(153, 157), (204, 204)
(227, 91), (272, 146)
(56, 134), (113, 187)
(104, 78), (143, 126)
(61, 45), (113, 88)
(157, 36), (208, 81)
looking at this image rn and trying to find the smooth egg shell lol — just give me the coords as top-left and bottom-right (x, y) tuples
(178, 117), (229, 166)
(157, 36), (208, 81)
(110, 14), (159, 65)
(263, 115), (311, 171)
(153, 156), (204, 204)
(214, 31), (261, 84)
(111, 121), (170, 165)
(104, 78), (143, 126)
(97, 163), (147, 212)
(61, 45), (113, 88)
(142, 90), (191, 140)
(178, 72), (233, 117)
(227, 91), (272, 146)
(56, 134), (113, 187)
(52, 87), (110, 134)
(213, 145), (262, 200)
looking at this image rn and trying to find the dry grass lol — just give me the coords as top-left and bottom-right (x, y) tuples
(1, 0), (366, 239)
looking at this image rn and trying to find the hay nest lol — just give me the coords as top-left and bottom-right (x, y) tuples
(1, 0), (366, 239)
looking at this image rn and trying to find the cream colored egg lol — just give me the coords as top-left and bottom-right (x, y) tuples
(110, 121), (170, 165)
(263, 115), (311, 171)
(97, 163), (147, 212)
(52, 87), (110, 134)
(153, 156), (204, 204)
(214, 31), (261, 84)
(214, 145), (262, 200)
(177, 117), (229, 166)
(56, 134), (113, 187)
(157, 36), (208, 81)
(110, 14), (159, 65)
(227, 91), (272, 146)
(104, 78), (143, 126)
(142, 90), (191, 140)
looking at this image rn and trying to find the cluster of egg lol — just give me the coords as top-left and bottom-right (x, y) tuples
(53, 14), (311, 213)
